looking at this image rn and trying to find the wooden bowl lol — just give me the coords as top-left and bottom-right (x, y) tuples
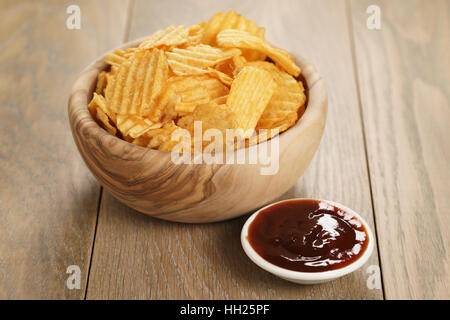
(68, 39), (327, 223)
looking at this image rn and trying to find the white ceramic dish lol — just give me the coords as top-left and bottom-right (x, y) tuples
(241, 198), (374, 284)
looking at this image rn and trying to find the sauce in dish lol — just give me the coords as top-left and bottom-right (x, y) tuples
(247, 199), (369, 272)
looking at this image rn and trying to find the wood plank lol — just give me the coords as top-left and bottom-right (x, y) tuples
(87, 0), (383, 299)
(350, 0), (450, 299)
(0, 0), (129, 299)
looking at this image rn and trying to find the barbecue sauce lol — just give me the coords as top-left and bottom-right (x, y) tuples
(248, 200), (369, 272)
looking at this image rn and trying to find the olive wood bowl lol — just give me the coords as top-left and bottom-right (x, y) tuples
(68, 39), (327, 223)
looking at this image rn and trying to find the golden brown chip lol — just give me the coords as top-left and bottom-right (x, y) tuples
(89, 92), (115, 122)
(105, 52), (126, 67)
(95, 71), (107, 95)
(158, 75), (229, 120)
(212, 95), (228, 105)
(108, 49), (169, 118)
(89, 93), (117, 135)
(157, 76), (211, 119)
(216, 29), (301, 77)
(131, 135), (151, 147)
(177, 102), (236, 133)
(207, 67), (233, 86)
(186, 23), (206, 45)
(116, 115), (162, 138)
(202, 10), (265, 46)
(166, 44), (240, 76)
(226, 66), (276, 137)
(214, 53), (247, 78)
(96, 108), (117, 135)
(144, 121), (184, 151)
(138, 25), (189, 49)
(247, 61), (306, 129)
(174, 102), (197, 114)
(198, 75), (230, 99)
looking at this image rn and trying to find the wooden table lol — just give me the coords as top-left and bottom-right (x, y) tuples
(0, 0), (448, 300)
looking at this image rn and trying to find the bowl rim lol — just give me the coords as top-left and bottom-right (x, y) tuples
(68, 37), (327, 159)
(240, 198), (375, 281)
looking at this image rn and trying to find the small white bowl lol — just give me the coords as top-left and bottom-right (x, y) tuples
(241, 198), (374, 284)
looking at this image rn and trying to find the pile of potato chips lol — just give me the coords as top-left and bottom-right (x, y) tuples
(89, 10), (306, 152)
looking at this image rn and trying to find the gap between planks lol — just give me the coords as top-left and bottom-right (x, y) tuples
(83, 0), (136, 299)
(345, 0), (386, 299)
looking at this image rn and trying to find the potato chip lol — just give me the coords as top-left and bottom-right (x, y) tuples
(108, 49), (169, 118)
(166, 44), (240, 76)
(89, 92), (115, 122)
(212, 95), (228, 105)
(186, 23), (206, 45)
(207, 67), (233, 86)
(217, 29), (301, 76)
(89, 93), (117, 135)
(138, 25), (189, 49)
(202, 11), (266, 61)
(144, 121), (183, 151)
(226, 66), (276, 137)
(157, 75), (229, 120)
(157, 76), (211, 119)
(177, 102), (236, 133)
(105, 52), (126, 67)
(95, 71), (107, 95)
(214, 53), (247, 79)
(247, 61), (306, 129)
(116, 114), (162, 138)
(96, 108), (117, 135)
(202, 11), (265, 45)
(256, 111), (297, 132)
(197, 75), (230, 99)
(174, 102), (197, 113)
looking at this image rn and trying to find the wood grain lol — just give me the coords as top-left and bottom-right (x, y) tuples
(86, 0), (383, 299)
(350, 0), (450, 299)
(0, 0), (129, 299)
(68, 44), (327, 223)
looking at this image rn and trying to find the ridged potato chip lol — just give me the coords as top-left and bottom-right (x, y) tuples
(214, 53), (247, 79)
(159, 75), (230, 120)
(177, 102), (239, 152)
(198, 75), (230, 99)
(138, 25), (188, 49)
(96, 108), (117, 135)
(186, 23), (206, 45)
(177, 102), (236, 134)
(212, 95), (228, 105)
(217, 29), (301, 77)
(166, 44), (240, 76)
(226, 66), (276, 137)
(105, 51), (126, 67)
(144, 121), (184, 151)
(247, 61), (306, 130)
(206, 67), (233, 86)
(89, 92), (115, 122)
(95, 71), (107, 95)
(88, 93), (117, 135)
(202, 10), (266, 61)
(107, 49), (169, 118)
(116, 114), (161, 138)
(157, 76), (211, 120)
(202, 11), (265, 45)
